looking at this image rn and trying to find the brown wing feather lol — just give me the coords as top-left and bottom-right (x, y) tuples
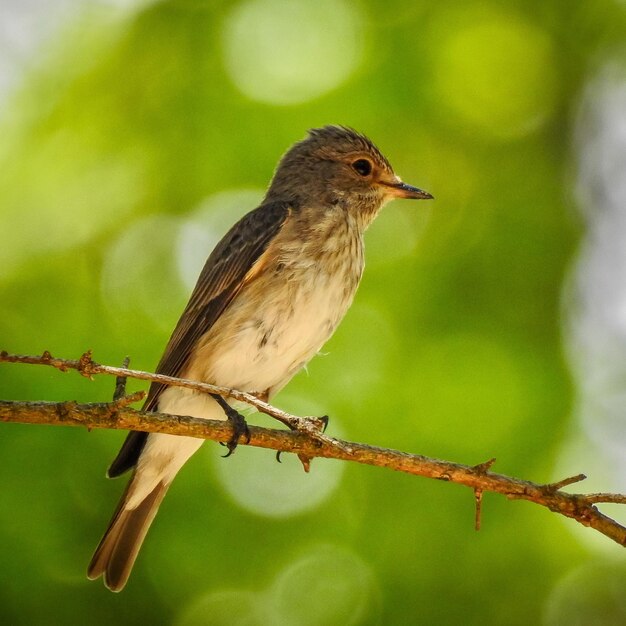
(107, 201), (291, 477)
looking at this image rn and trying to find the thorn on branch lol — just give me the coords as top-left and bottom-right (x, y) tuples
(78, 350), (95, 379)
(545, 474), (587, 492)
(474, 488), (484, 531)
(272, 450), (321, 472)
(298, 454), (311, 473)
(473, 457), (497, 473)
(41, 350), (67, 372)
(112, 390), (146, 408)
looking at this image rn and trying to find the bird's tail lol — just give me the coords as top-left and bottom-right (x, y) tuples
(87, 476), (169, 592)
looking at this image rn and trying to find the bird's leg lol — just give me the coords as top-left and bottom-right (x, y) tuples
(211, 394), (251, 457)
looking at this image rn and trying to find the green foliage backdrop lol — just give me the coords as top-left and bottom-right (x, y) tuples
(1, 1), (625, 624)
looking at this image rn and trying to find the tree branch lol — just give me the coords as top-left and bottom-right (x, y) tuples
(1, 350), (625, 548)
(0, 349), (331, 442)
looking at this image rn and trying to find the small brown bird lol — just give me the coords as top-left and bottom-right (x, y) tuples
(87, 125), (432, 591)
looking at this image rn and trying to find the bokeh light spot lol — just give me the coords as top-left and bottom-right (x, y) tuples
(313, 303), (396, 402)
(365, 200), (431, 267)
(177, 189), (264, 290)
(268, 544), (377, 625)
(101, 214), (188, 331)
(432, 8), (558, 140)
(544, 561), (626, 626)
(221, 0), (365, 105)
(176, 545), (377, 625)
(211, 419), (344, 518)
(176, 589), (267, 626)
(0, 136), (143, 278)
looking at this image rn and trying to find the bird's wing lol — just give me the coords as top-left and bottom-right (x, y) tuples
(107, 201), (292, 477)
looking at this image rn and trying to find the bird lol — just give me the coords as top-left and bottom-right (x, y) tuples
(87, 125), (433, 591)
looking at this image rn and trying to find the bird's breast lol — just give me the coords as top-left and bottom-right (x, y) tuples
(187, 217), (364, 396)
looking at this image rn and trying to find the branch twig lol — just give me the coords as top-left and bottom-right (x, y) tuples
(1, 350), (625, 548)
(0, 350), (333, 445)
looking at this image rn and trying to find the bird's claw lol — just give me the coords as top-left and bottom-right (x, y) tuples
(212, 394), (251, 457)
(222, 410), (250, 457)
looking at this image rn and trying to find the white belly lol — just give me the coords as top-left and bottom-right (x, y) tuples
(196, 266), (356, 395)
(184, 207), (365, 397)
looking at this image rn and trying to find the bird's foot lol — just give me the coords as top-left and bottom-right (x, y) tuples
(211, 394), (251, 457)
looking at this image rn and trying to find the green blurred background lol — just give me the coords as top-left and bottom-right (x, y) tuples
(1, 1), (626, 624)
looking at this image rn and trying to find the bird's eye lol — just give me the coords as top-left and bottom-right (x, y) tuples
(352, 159), (372, 177)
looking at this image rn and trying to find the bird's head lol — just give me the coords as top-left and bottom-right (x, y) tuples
(266, 125), (432, 227)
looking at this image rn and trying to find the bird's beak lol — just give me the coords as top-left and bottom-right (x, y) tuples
(380, 178), (433, 200)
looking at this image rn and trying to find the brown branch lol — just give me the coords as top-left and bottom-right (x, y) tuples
(1, 350), (626, 548)
(0, 350), (332, 444)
